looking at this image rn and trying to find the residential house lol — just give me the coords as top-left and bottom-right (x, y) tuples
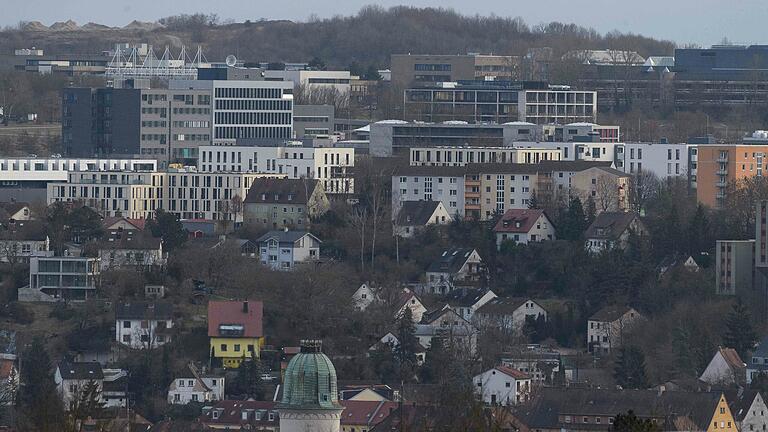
(102, 216), (146, 232)
(510, 388), (735, 432)
(747, 335), (768, 384)
(726, 390), (768, 432)
(700, 347), (745, 386)
(424, 248), (484, 294)
(393, 287), (427, 322)
(115, 302), (173, 349)
(0, 220), (49, 263)
(243, 178), (330, 229)
(54, 361), (104, 410)
(352, 283), (378, 310)
(443, 288), (498, 322)
(208, 300), (264, 368)
(587, 306), (642, 353)
(199, 400), (279, 430)
(493, 209), (555, 248)
(474, 298), (548, 333)
(585, 211), (646, 253)
(25, 253), (100, 301)
(473, 366), (532, 406)
(168, 375), (225, 405)
(255, 230), (321, 270)
(370, 332), (427, 365)
(339, 384), (396, 402)
(98, 230), (164, 270)
(340, 400), (398, 432)
(393, 200), (452, 238)
(145, 284), (165, 299)
(571, 166), (630, 212)
(0, 201), (32, 223)
(101, 368), (128, 408)
(501, 346), (566, 386)
(419, 306), (477, 357)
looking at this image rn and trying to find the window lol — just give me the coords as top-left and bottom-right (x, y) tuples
(234, 344), (241, 352)
(220, 344), (227, 352)
(123, 321), (131, 328)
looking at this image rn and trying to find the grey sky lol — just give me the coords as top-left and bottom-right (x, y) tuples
(2, 0), (766, 47)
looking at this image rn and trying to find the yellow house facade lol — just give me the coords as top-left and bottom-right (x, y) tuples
(208, 300), (265, 369)
(210, 336), (266, 369)
(707, 393), (737, 432)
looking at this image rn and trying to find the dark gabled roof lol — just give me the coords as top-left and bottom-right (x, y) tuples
(99, 231), (161, 250)
(0, 220), (47, 241)
(198, 400), (278, 427)
(207, 300), (263, 338)
(443, 288), (492, 308)
(244, 178), (318, 205)
(0, 201), (30, 218)
(493, 209), (549, 234)
(515, 388), (722, 431)
(724, 389), (759, 422)
(420, 306), (469, 326)
(58, 361), (103, 380)
(591, 165), (631, 177)
(102, 217), (146, 231)
(340, 400), (398, 426)
(396, 201), (442, 226)
(426, 248), (478, 274)
(476, 297), (542, 316)
(115, 302), (173, 321)
(255, 230), (319, 244)
(584, 211), (641, 240)
(589, 305), (637, 322)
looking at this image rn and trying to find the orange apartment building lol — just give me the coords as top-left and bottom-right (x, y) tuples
(697, 145), (768, 208)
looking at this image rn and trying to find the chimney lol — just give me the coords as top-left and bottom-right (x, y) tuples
(243, 301), (249, 313)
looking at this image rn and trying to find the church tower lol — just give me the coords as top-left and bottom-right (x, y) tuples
(278, 340), (344, 432)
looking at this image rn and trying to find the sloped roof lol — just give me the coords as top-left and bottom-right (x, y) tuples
(393, 288), (421, 311)
(396, 201), (442, 226)
(115, 302), (173, 321)
(718, 347), (745, 371)
(493, 209), (548, 234)
(589, 305), (637, 322)
(427, 248), (478, 274)
(102, 217), (146, 231)
(99, 231), (161, 250)
(340, 400), (398, 426)
(592, 165), (631, 178)
(198, 400), (278, 427)
(444, 288), (493, 308)
(58, 361), (103, 380)
(244, 178), (318, 205)
(0, 220), (47, 241)
(255, 230), (319, 244)
(495, 365), (530, 380)
(515, 388), (721, 431)
(724, 389), (758, 422)
(0, 201), (30, 218)
(476, 297), (542, 316)
(585, 212), (641, 241)
(207, 300), (263, 338)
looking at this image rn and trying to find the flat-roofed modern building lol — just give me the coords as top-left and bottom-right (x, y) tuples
(409, 146), (561, 167)
(391, 54), (518, 88)
(28, 253), (101, 301)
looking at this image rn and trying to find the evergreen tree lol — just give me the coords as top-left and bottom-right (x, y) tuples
(67, 379), (105, 431)
(585, 196), (597, 225)
(723, 301), (758, 359)
(230, 352), (268, 399)
(394, 307), (419, 381)
(611, 410), (660, 432)
(19, 337), (64, 431)
(419, 337), (447, 384)
(614, 346), (648, 389)
(528, 191), (540, 209)
(363, 64), (382, 80)
(147, 209), (188, 252)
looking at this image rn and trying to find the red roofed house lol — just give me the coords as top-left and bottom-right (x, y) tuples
(493, 209), (555, 249)
(341, 400), (398, 432)
(208, 300), (264, 369)
(472, 365), (532, 406)
(199, 400), (279, 430)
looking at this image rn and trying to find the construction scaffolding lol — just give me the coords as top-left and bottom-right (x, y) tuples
(106, 45), (206, 80)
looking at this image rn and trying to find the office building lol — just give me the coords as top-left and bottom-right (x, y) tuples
(391, 54), (517, 88)
(197, 144), (354, 194)
(264, 69), (351, 95)
(409, 146), (561, 167)
(293, 105), (335, 138)
(616, 142), (695, 180)
(403, 81), (597, 125)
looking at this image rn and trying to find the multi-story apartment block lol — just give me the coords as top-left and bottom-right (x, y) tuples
(403, 81), (597, 125)
(391, 54), (517, 88)
(197, 144), (354, 194)
(409, 146), (561, 167)
(716, 240), (755, 296)
(696, 144), (768, 208)
(616, 142), (695, 181)
(394, 166), (467, 217)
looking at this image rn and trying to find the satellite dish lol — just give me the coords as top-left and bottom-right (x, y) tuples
(225, 55), (237, 67)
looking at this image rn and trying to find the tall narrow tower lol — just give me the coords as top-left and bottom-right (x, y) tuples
(277, 340), (344, 432)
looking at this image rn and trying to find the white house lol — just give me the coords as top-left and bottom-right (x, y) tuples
(473, 366), (532, 406)
(748, 336), (768, 384)
(256, 230), (321, 270)
(419, 306), (477, 357)
(168, 375), (225, 405)
(424, 248), (484, 294)
(443, 289), (498, 322)
(700, 347), (745, 386)
(369, 332), (427, 365)
(587, 305), (642, 353)
(393, 200), (453, 238)
(98, 232), (164, 270)
(474, 298), (548, 333)
(585, 212), (646, 253)
(115, 302), (174, 349)
(54, 361), (104, 410)
(352, 283), (378, 311)
(493, 209), (555, 248)
(728, 390), (768, 432)
(393, 288), (427, 322)
(0, 221), (49, 263)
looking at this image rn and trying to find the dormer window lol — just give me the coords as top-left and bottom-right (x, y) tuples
(261, 193), (267, 201)
(515, 222), (521, 228)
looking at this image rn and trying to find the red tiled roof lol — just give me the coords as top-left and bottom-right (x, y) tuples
(493, 209), (547, 234)
(199, 400), (277, 427)
(207, 300), (264, 338)
(496, 365), (530, 380)
(340, 400), (398, 426)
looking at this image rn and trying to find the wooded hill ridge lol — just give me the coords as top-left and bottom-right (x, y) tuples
(0, 6), (676, 70)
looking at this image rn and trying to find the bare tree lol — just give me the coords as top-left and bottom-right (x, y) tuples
(628, 171), (661, 214)
(595, 175), (620, 212)
(347, 205), (369, 272)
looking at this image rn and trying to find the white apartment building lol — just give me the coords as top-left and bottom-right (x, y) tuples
(409, 146), (561, 167)
(393, 167), (466, 217)
(170, 80), (294, 146)
(0, 158), (157, 185)
(616, 142), (695, 181)
(264, 69), (351, 95)
(115, 302), (173, 349)
(197, 144), (355, 194)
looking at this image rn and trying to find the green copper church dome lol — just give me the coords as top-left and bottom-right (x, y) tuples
(279, 340), (342, 410)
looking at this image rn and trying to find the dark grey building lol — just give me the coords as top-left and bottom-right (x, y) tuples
(294, 104), (335, 138)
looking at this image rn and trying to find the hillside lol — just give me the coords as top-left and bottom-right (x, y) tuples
(0, 6), (676, 69)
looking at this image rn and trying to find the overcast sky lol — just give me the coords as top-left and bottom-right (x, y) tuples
(2, 0), (766, 47)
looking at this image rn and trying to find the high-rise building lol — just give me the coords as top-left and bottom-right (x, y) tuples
(695, 144), (768, 208)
